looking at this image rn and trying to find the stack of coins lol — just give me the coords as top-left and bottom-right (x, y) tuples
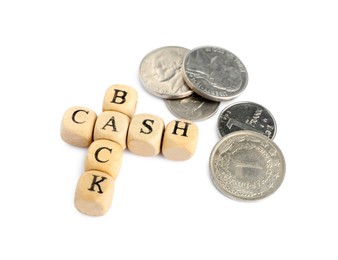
(139, 45), (248, 121)
(140, 45), (286, 201)
(211, 94), (285, 201)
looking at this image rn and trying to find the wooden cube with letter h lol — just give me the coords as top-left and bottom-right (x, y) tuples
(162, 120), (198, 161)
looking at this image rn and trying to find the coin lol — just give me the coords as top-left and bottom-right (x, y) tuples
(165, 93), (220, 121)
(209, 131), (286, 201)
(139, 46), (193, 99)
(182, 46), (248, 101)
(217, 101), (277, 139)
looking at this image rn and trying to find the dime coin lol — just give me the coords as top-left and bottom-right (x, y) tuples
(139, 46), (193, 99)
(209, 131), (286, 201)
(165, 93), (220, 121)
(182, 46), (248, 101)
(217, 101), (277, 139)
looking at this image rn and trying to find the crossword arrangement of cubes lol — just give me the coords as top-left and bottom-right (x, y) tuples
(60, 84), (199, 216)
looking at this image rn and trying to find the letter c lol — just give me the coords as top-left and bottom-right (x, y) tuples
(94, 147), (112, 163)
(72, 109), (89, 124)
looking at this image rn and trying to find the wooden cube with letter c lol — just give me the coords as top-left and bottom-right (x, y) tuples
(102, 84), (138, 118)
(85, 139), (123, 180)
(162, 119), (198, 161)
(127, 113), (165, 157)
(74, 170), (114, 216)
(60, 106), (97, 147)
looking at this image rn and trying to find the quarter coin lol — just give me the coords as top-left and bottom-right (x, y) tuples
(139, 46), (193, 99)
(217, 101), (277, 139)
(165, 93), (220, 121)
(209, 131), (286, 201)
(182, 46), (248, 101)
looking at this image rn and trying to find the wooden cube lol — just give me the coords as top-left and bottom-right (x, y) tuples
(127, 114), (165, 157)
(102, 84), (138, 118)
(85, 140), (123, 180)
(162, 120), (199, 161)
(93, 111), (130, 149)
(74, 170), (114, 216)
(60, 106), (97, 147)
(85, 139), (123, 180)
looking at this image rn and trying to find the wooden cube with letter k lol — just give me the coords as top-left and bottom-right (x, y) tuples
(74, 170), (114, 216)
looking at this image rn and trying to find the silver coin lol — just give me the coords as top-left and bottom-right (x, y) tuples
(165, 93), (220, 121)
(217, 101), (277, 139)
(209, 131), (286, 201)
(139, 46), (194, 99)
(182, 46), (248, 101)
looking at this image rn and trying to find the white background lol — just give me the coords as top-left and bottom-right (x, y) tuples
(1, 1), (337, 259)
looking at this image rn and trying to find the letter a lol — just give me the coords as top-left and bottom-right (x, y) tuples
(102, 116), (118, 132)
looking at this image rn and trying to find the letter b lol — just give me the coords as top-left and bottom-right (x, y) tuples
(111, 89), (127, 104)
(103, 84), (138, 118)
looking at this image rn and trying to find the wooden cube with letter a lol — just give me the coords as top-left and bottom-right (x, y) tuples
(127, 114), (165, 157)
(74, 170), (114, 216)
(93, 111), (130, 149)
(162, 120), (198, 161)
(85, 139), (123, 180)
(102, 84), (138, 118)
(60, 106), (97, 147)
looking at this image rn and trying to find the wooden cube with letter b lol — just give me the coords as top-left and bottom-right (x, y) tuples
(102, 84), (138, 118)
(162, 119), (199, 161)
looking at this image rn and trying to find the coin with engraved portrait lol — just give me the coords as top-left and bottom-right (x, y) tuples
(182, 46), (248, 101)
(209, 131), (285, 201)
(139, 46), (193, 99)
(217, 101), (277, 139)
(165, 93), (220, 121)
